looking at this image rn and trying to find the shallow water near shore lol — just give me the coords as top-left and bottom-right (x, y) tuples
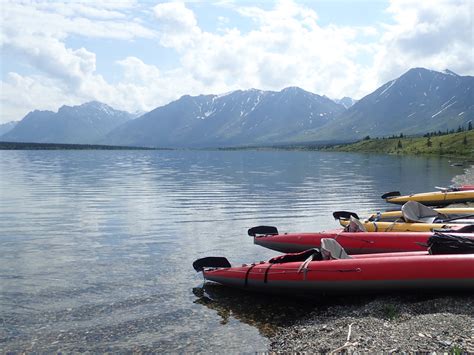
(0, 150), (470, 352)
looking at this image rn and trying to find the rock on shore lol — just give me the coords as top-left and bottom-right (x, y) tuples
(452, 165), (474, 185)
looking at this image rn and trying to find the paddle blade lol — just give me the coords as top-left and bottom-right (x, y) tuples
(381, 191), (401, 199)
(193, 257), (231, 272)
(248, 225), (279, 237)
(332, 211), (359, 220)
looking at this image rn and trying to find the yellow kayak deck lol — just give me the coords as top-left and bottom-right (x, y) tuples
(384, 190), (474, 206)
(368, 207), (474, 222)
(339, 219), (466, 232)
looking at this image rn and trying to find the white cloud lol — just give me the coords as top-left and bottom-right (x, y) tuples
(1, 0), (472, 123)
(4, 36), (96, 88)
(157, 1), (373, 100)
(1, 73), (83, 121)
(37, 2), (127, 19)
(117, 56), (161, 84)
(1, 2), (155, 42)
(0, 1), (158, 121)
(370, 0), (473, 85)
(153, 2), (201, 49)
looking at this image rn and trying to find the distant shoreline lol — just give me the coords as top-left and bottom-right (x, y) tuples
(0, 141), (167, 150)
(2, 131), (473, 159)
(321, 130), (474, 158)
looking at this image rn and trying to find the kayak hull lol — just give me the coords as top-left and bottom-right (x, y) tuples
(253, 229), (474, 254)
(203, 252), (474, 294)
(206, 276), (474, 294)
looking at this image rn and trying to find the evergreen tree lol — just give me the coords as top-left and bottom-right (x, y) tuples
(463, 135), (468, 145)
(397, 140), (402, 149)
(469, 122), (473, 131)
(427, 137), (432, 147)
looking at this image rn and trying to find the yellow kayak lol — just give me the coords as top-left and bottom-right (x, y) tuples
(367, 207), (474, 222)
(338, 218), (467, 232)
(382, 190), (474, 206)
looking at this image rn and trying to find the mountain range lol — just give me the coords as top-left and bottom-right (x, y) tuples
(0, 121), (17, 136)
(311, 68), (474, 141)
(1, 101), (133, 144)
(102, 87), (345, 147)
(1, 68), (472, 147)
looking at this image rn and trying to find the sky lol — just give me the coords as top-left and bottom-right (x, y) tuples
(0, 0), (473, 123)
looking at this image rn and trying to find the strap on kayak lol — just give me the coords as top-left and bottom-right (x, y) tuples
(244, 264), (257, 287)
(263, 263), (274, 283)
(297, 253), (318, 280)
(384, 218), (403, 232)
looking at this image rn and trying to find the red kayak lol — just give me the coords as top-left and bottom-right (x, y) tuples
(249, 226), (474, 254)
(193, 236), (474, 294)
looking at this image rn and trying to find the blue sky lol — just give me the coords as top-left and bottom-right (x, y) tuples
(1, 0), (472, 123)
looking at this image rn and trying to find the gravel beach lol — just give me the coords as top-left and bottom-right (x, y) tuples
(269, 294), (474, 353)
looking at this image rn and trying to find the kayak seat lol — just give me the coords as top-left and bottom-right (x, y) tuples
(401, 201), (438, 223)
(321, 238), (352, 260)
(346, 216), (367, 232)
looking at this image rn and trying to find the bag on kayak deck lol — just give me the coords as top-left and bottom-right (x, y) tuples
(269, 248), (322, 264)
(428, 232), (474, 255)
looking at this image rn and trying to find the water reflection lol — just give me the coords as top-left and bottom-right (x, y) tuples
(192, 283), (319, 337)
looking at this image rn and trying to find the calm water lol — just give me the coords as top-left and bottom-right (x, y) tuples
(0, 150), (468, 352)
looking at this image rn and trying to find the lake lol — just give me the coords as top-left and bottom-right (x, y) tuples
(0, 150), (468, 352)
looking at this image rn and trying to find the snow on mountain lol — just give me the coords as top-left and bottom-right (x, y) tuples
(103, 87), (346, 148)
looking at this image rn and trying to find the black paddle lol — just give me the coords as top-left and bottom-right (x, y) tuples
(381, 191), (401, 199)
(248, 225), (279, 237)
(332, 211), (360, 220)
(193, 257), (231, 272)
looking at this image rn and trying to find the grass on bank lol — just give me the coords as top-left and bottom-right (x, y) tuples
(326, 130), (474, 157)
